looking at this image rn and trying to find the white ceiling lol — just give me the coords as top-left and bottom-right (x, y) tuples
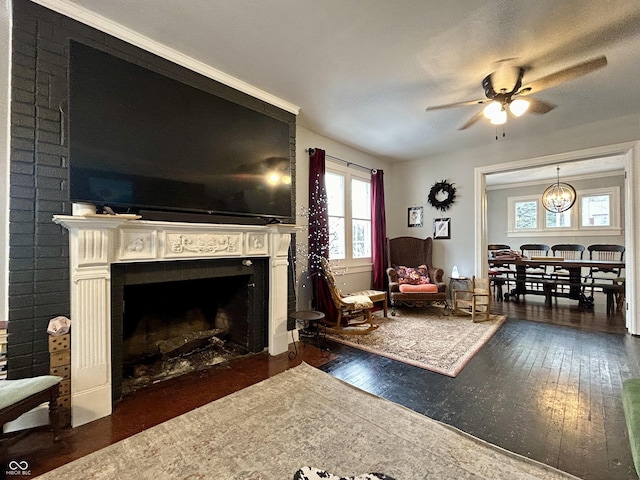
(36, 0), (640, 162)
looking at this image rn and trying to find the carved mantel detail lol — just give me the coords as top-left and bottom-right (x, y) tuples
(167, 233), (240, 255)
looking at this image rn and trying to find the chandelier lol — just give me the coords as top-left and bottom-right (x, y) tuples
(542, 166), (576, 213)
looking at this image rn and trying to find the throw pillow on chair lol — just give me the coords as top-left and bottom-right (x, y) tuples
(398, 284), (439, 293)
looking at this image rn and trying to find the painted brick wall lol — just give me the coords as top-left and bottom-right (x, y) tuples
(8, 0), (296, 379)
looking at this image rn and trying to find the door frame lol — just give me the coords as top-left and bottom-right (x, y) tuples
(474, 141), (638, 333)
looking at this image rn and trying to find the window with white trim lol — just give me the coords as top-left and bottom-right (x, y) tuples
(325, 164), (371, 265)
(507, 186), (620, 236)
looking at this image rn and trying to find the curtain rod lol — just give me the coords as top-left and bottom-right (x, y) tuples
(306, 148), (377, 174)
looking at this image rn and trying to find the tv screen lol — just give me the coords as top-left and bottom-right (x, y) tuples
(69, 42), (293, 220)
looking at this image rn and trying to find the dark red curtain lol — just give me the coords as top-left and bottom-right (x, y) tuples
(308, 149), (337, 320)
(371, 169), (387, 290)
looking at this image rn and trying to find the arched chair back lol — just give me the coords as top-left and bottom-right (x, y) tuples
(520, 244), (550, 258)
(519, 244), (550, 284)
(587, 244), (625, 280)
(550, 244), (585, 279)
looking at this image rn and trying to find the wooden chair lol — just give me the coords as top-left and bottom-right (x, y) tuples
(321, 258), (379, 335)
(585, 244), (625, 295)
(385, 237), (447, 315)
(520, 243), (550, 292)
(550, 244), (585, 293)
(453, 276), (492, 322)
(488, 243), (515, 299)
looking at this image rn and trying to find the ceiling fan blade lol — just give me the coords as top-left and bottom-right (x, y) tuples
(458, 111), (484, 130)
(519, 56), (607, 95)
(527, 97), (557, 114)
(426, 98), (489, 111)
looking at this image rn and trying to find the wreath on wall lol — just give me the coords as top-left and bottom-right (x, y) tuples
(427, 179), (457, 212)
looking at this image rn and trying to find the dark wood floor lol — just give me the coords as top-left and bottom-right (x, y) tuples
(2, 292), (638, 480)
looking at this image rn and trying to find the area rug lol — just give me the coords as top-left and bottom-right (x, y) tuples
(326, 308), (506, 377)
(35, 363), (578, 480)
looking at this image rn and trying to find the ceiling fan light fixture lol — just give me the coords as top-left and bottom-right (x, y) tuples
(489, 109), (507, 125)
(542, 166), (576, 213)
(483, 101), (502, 120)
(509, 98), (530, 117)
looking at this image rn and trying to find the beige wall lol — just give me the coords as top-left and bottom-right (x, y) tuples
(387, 114), (640, 279)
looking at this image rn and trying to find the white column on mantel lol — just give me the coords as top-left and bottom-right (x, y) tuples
(54, 216), (129, 427)
(53, 211), (300, 427)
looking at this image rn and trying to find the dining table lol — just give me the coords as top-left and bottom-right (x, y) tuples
(489, 257), (625, 307)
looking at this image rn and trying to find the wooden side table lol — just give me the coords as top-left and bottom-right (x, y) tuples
(288, 311), (329, 359)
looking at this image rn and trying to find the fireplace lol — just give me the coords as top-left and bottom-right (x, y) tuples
(54, 207), (298, 427)
(111, 258), (268, 398)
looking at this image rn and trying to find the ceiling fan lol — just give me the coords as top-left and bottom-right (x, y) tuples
(426, 56), (607, 130)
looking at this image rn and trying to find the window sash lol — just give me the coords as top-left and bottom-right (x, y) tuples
(325, 164), (372, 265)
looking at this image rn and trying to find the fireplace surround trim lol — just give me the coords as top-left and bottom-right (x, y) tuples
(53, 210), (299, 427)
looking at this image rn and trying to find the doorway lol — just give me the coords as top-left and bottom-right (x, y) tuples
(474, 142), (637, 334)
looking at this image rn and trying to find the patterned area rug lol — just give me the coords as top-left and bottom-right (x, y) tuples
(34, 363), (578, 480)
(326, 308), (506, 377)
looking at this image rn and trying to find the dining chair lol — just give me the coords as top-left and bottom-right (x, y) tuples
(550, 244), (585, 292)
(520, 244), (550, 291)
(585, 244), (625, 295)
(488, 244), (514, 298)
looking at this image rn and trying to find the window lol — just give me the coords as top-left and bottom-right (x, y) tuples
(325, 164), (371, 265)
(507, 186), (620, 237)
(581, 193), (610, 227)
(545, 209), (572, 229)
(513, 199), (537, 230)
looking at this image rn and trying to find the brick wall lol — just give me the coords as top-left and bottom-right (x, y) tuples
(8, 0), (296, 379)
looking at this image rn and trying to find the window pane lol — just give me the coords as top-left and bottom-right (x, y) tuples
(515, 201), (537, 229)
(582, 194), (610, 226)
(325, 172), (344, 217)
(351, 179), (371, 219)
(352, 219), (371, 258)
(545, 209), (571, 228)
(328, 216), (345, 259)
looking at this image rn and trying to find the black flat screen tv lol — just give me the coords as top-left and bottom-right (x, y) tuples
(69, 42), (293, 221)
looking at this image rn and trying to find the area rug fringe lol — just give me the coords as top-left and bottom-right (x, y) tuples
(325, 309), (506, 377)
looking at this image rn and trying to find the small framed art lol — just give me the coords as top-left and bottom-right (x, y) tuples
(408, 207), (423, 227)
(433, 217), (451, 239)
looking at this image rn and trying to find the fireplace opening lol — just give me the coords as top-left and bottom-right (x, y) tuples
(121, 276), (250, 393)
(111, 258), (268, 399)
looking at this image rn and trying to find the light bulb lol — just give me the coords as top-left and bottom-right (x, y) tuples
(483, 101), (501, 120)
(489, 109), (507, 125)
(509, 98), (530, 117)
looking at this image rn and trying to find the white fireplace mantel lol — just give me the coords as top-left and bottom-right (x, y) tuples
(53, 212), (300, 427)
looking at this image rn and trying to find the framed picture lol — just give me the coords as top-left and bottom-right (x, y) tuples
(407, 207), (423, 227)
(433, 218), (451, 239)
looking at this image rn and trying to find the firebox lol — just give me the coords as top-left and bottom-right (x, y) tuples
(111, 258), (268, 400)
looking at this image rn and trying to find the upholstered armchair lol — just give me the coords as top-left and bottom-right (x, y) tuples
(386, 237), (447, 314)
